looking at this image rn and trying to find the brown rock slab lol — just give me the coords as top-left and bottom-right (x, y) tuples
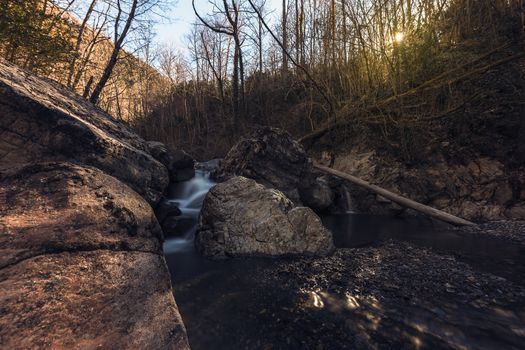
(0, 163), (189, 349)
(0, 251), (188, 350)
(0, 60), (168, 205)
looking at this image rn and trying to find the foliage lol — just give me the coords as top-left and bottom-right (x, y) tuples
(135, 0), (524, 160)
(0, 0), (75, 74)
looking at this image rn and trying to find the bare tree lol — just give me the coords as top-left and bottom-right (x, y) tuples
(89, 0), (166, 104)
(281, 0), (288, 72)
(67, 0), (97, 87)
(192, 0), (246, 135)
(89, 0), (138, 103)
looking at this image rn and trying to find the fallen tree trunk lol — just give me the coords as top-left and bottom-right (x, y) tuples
(314, 163), (476, 226)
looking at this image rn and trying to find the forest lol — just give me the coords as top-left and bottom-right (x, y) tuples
(1, 0), (523, 158)
(0, 0), (524, 349)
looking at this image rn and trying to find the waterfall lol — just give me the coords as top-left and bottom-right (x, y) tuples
(163, 169), (215, 254)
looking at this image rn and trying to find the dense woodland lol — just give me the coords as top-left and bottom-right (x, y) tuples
(1, 0), (524, 161)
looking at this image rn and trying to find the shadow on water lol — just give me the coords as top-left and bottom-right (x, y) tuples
(322, 213), (525, 286)
(161, 171), (525, 349)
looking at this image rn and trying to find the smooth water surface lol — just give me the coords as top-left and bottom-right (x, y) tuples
(161, 173), (525, 349)
(322, 213), (525, 285)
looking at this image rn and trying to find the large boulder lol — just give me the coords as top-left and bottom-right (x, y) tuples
(0, 60), (189, 349)
(147, 141), (195, 183)
(195, 176), (334, 258)
(0, 60), (168, 205)
(0, 163), (189, 349)
(0, 251), (187, 350)
(300, 176), (335, 211)
(217, 127), (317, 204)
(0, 162), (163, 267)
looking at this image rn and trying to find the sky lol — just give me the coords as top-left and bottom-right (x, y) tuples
(155, 0), (281, 53)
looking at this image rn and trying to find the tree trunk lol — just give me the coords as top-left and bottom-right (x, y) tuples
(89, 0), (138, 104)
(314, 163), (475, 226)
(232, 43), (240, 135)
(282, 0), (288, 73)
(67, 0), (97, 88)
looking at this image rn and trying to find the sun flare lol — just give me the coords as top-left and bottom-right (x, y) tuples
(394, 32), (405, 43)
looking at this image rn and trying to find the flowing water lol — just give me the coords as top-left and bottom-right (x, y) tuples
(161, 171), (525, 349)
(162, 170), (215, 254)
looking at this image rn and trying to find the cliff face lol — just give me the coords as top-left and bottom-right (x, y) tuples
(0, 60), (190, 349)
(322, 148), (525, 221)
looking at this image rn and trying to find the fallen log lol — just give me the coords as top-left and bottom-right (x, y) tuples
(313, 162), (476, 227)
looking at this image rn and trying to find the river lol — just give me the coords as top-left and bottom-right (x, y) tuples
(161, 170), (525, 349)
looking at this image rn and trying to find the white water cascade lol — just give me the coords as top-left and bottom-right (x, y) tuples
(163, 169), (216, 254)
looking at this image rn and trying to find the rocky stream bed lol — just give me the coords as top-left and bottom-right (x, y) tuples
(163, 168), (525, 350)
(168, 222), (525, 350)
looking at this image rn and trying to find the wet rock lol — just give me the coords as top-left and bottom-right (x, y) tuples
(0, 60), (168, 205)
(478, 158), (504, 178)
(508, 206), (525, 220)
(331, 183), (354, 213)
(197, 158), (222, 172)
(217, 127), (316, 204)
(148, 141), (174, 169)
(494, 182), (513, 205)
(459, 201), (481, 220)
(432, 196), (451, 209)
(162, 215), (196, 238)
(480, 205), (504, 221)
(471, 183), (496, 201)
(0, 162), (189, 349)
(172, 150), (196, 182)
(196, 176), (334, 258)
(155, 200), (182, 224)
(147, 142), (195, 183)
(300, 176), (334, 211)
(467, 161), (481, 177)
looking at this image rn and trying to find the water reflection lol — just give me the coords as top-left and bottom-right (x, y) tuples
(322, 213), (525, 284)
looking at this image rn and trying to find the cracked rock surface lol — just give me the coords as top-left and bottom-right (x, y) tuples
(0, 60), (168, 205)
(196, 176), (334, 258)
(0, 60), (189, 349)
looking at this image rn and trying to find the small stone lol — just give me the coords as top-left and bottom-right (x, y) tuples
(508, 206), (525, 220)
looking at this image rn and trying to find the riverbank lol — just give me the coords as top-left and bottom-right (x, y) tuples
(166, 219), (525, 350)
